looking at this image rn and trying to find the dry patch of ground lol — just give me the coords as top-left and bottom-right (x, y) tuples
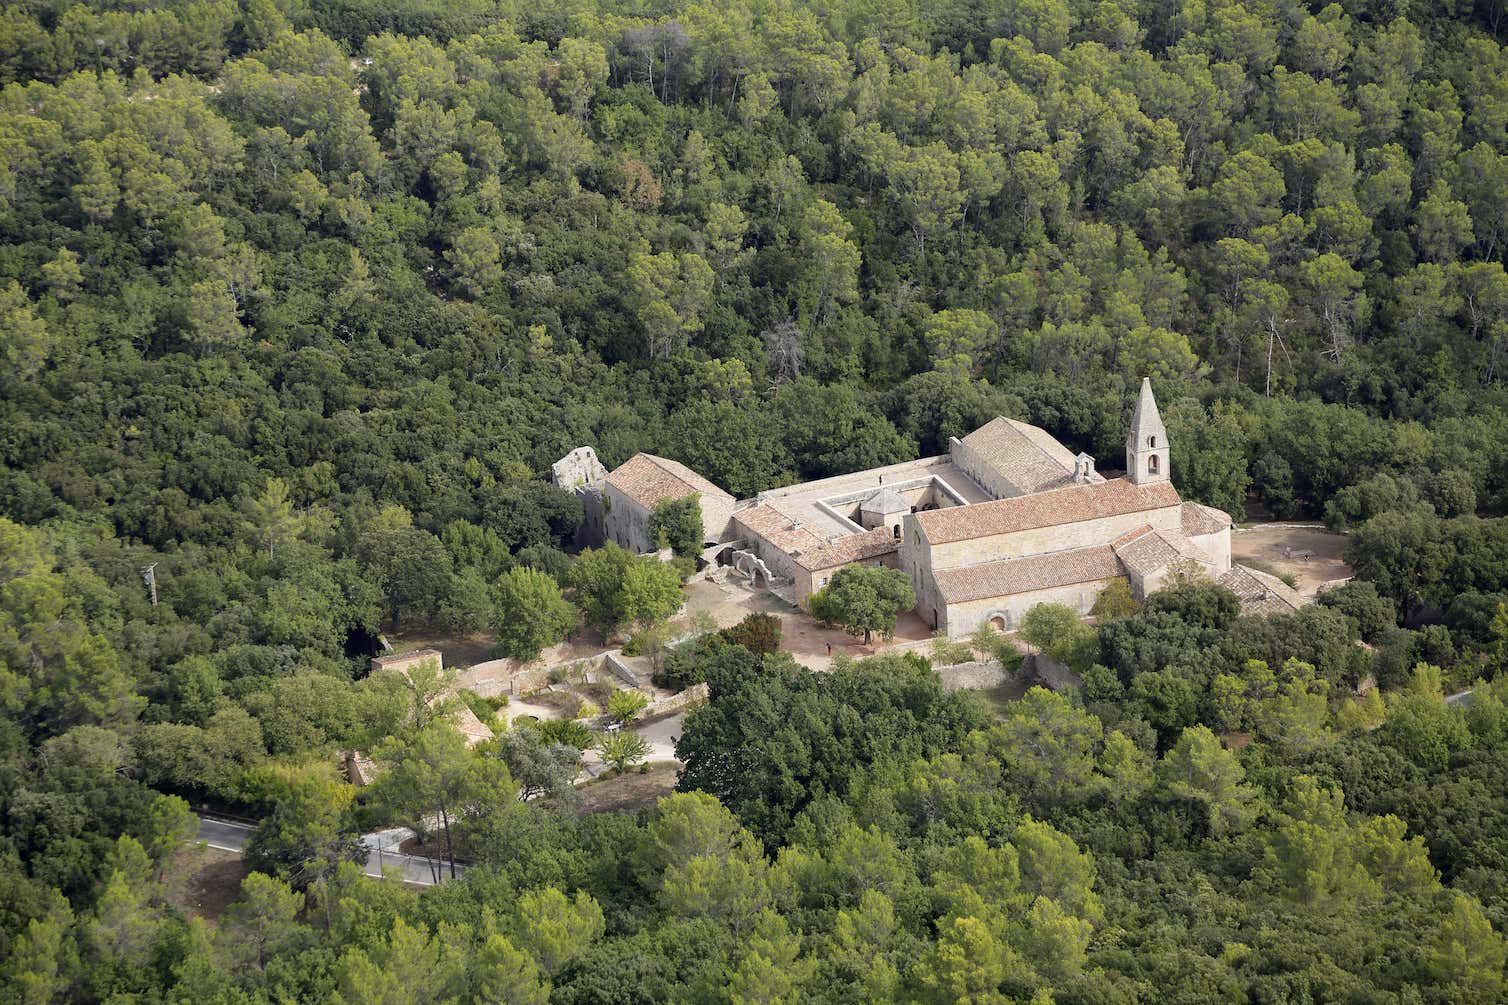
(575, 763), (680, 815)
(1231, 522), (1352, 597)
(382, 628), (499, 669)
(162, 844), (248, 924)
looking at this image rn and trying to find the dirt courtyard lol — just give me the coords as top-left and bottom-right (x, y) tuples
(1231, 522), (1352, 597)
(680, 577), (936, 670)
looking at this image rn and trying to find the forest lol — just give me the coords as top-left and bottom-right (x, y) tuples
(3, 0), (1508, 1000)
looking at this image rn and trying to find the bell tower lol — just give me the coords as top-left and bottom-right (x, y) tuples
(1126, 377), (1169, 485)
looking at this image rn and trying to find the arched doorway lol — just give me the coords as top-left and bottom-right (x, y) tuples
(989, 615), (1007, 632)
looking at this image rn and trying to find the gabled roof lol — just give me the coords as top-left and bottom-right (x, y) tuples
(796, 527), (897, 573)
(1111, 526), (1187, 577)
(933, 545), (1123, 603)
(960, 417), (1099, 495)
(605, 453), (733, 509)
(915, 478), (1182, 545)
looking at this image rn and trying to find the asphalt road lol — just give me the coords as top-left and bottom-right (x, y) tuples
(195, 817), (463, 886)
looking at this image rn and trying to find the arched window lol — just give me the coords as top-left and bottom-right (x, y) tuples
(1149, 455), (1160, 474)
(1148, 435), (1157, 448)
(893, 524), (901, 539)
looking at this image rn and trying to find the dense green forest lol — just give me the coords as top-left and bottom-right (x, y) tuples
(4, 0), (1508, 1000)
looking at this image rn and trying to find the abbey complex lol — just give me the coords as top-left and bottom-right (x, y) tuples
(559, 379), (1302, 638)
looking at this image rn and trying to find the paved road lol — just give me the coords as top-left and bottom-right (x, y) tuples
(195, 817), (463, 886)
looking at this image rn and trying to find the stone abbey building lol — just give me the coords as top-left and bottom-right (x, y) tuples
(557, 379), (1301, 639)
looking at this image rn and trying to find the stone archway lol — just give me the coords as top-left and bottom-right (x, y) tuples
(987, 612), (1009, 632)
(731, 550), (774, 589)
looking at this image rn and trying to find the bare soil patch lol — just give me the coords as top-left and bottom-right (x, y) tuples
(1231, 522), (1352, 597)
(383, 628), (499, 669)
(162, 845), (248, 924)
(575, 763), (680, 815)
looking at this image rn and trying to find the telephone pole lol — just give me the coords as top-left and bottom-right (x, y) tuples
(140, 563), (158, 607)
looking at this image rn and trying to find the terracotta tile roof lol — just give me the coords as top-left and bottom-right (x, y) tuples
(916, 478), (1182, 545)
(1182, 501), (1233, 537)
(732, 504), (826, 555)
(1110, 524), (1155, 549)
(1220, 564), (1306, 617)
(961, 417), (1096, 494)
(796, 527), (898, 572)
(605, 453), (733, 509)
(934, 545), (1124, 603)
(1112, 527), (1185, 577)
(449, 704), (496, 747)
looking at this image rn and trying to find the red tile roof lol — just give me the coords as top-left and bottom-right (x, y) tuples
(1181, 501), (1233, 536)
(1220, 565), (1306, 616)
(605, 453), (733, 509)
(915, 478), (1182, 545)
(796, 527), (898, 572)
(934, 546), (1124, 603)
(732, 504), (826, 555)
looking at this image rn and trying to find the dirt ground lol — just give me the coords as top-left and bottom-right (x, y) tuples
(575, 763), (680, 814)
(1231, 522), (1353, 596)
(680, 577), (937, 671)
(161, 845), (248, 924)
(383, 628), (499, 669)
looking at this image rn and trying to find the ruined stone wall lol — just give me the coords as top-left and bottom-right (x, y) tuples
(933, 659), (1011, 692)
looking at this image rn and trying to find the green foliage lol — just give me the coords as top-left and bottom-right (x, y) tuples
(596, 730), (651, 774)
(605, 689), (649, 724)
(647, 496), (703, 557)
(2, 3), (1508, 999)
(493, 566), (579, 661)
(721, 612), (782, 655)
(808, 565), (915, 644)
(570, 543), (684, 637)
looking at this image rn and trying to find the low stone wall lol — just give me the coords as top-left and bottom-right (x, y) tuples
(934, 659), (1010, 693)
(602, 651), (646, 690)
(643, 683), (709, 719)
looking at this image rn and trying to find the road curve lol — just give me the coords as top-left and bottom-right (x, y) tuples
(195, 817), (463, 887)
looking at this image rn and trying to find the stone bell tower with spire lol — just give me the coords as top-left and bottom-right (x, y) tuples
(1126, 377), (1169, 485)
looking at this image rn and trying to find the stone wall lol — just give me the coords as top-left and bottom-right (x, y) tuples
(940, 577), (1120, 639)
(642, 682), (709, 719)
(933, 659), (1011, 692)
(1188, 527), (1232, 574)
(604, 484), (654, 553)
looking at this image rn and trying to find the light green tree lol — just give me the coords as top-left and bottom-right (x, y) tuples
(508, 888), (604, 976)
(596, 729), (651, 774)
(725, 910), (813, 1005)
(473, 934), (550, 1004)
(493, 566), (578, 661)
(606, 689), (649, 724)
(1158, 725), (1260, 837)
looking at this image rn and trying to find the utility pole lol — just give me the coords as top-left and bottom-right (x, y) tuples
(140, 563), (158, 607)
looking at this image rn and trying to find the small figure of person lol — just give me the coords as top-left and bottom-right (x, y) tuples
(826, 641), (832, 656)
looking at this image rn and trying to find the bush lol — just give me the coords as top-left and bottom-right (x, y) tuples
(930, 637), (975, 666)
(607, 689), (649, 723)
(723, 612), (782, 654)
(536, 718), (594, 750)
